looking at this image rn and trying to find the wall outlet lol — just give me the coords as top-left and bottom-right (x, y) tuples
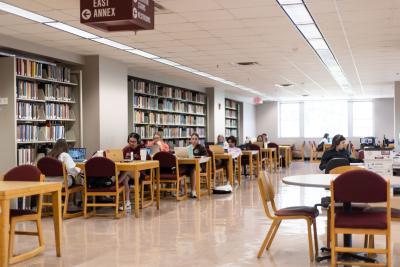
(0, 98), (8, 105)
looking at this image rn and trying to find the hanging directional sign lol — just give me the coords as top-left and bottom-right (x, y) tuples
(80, 0), (154, 32)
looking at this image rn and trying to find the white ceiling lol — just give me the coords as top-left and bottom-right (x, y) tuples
(0, 0), (399, 100)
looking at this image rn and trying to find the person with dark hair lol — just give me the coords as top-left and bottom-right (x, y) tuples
(256, 135), (264, 142)
(187, 132), (207, 198)
(47, 139), (81, 187)
(317, 133), (329, 151)
(123, 132), (144, 160)
(319, 134), (359, 170)
(227, 136), (241, 158)
(262, 133), (268, 143)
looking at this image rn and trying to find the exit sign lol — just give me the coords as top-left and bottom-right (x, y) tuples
(80, 0), (154, 32)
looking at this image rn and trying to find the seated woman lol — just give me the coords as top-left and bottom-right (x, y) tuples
(47, 139), (81, 187)
(146, 132), (169, 153)
(317, 133), (329, 152)
(123, 132), (144, 160)
(187, 132), (207, 198)
(256, 135), (264, 143)
(319, 134), (361, 171)
(227, 136), (242, 159)
(216, 134), (228, 149)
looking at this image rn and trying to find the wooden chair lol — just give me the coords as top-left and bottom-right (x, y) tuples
(249, 143), (263, 175)
(330, 170), (391, 266)
(257, 171), (319, 262)
(309, 141), (319, 162)
(83, 157), (126, 218)
(208, 146), (225, 187)
(329, 165), (364, 174)
(267, 143), (281, 167)
(291, 141), (305, 161)
(3, 165), (45, 264)
(153, 152), (187, 201)
(37, 157), (84, 219)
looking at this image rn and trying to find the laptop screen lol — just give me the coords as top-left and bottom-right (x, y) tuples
(68, 148), (86, 161)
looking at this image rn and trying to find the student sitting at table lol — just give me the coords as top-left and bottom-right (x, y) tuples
(47, 139), (82, 187)
(227, 136), (242, 159)
(123, 132), (144, 160)
(216, 134), (228, 149)
(262, 133), (268, 143)
(319, 134), (361, 171)
(187, 132), (207, 198)
(317, 133), (329, 151)
(256, 135), (264, 142)
(146, 132), (170, 153)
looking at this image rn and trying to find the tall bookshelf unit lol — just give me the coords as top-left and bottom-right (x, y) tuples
(0, 55), (82, 172)
(128, 76), (207, 148)
(225, 99), (241, 141)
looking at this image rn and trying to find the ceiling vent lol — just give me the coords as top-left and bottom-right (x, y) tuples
(154, 2), (172, 14)
(275, 83), (294, 88)
(237, 61), (258, 66)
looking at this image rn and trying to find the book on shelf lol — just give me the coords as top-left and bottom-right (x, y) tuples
(133, 125), (205, 139)
(16, 102), (45, 120)
(16, 58), (71, 82)
(134, 111), (206, 126)
(45, 103), (75, 120)
(17, 125), (39, 142)
(225, 109), (237, 118)
(44, 84), (73, 101)
(38, 124), (65, 141)
(17, 147), (36, 165)
(16, 80), (39, 99)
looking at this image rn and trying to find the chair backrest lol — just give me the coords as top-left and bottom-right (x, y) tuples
(325, 158), (350, 174)
(329, 165), (364, 174)
(4, 165), (43, 182)
(248, 143), (261, 151)
(85, 157), (116, 177)
(332, 170), (388, 203)
(209, 145), (224, 154)
(358, 150), (365, 160)
(153, 151), (177, 169)
(257, 171), (276, 219)
(105, 149), (124, 162)
(254, 142), (264, 149)
(267, 142), (279, 150)
(37, 157), (64, 177)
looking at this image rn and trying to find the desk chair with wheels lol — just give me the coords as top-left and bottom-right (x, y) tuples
(3, 165), (45, 265)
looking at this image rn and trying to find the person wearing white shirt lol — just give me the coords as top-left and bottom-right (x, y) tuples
(317, 133), (329, 151)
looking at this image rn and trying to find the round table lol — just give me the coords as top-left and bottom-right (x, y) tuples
(282, 174), (400, 188)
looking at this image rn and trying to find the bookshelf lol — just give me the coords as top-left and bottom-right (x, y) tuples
(225, 99), (241, 141)
(128, 76), (207, 148)
(0, 55), (82, 171)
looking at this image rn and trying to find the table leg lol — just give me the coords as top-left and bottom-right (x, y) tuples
(156, 167), (160, 210)
(286, 149), (289, 168)
(195, 162), (201, 200)
(0, 199), (10, 266)
(249, 154), (253, 178)
(228, 157), (233, 186)
(256, 154), (260, 177)
(237, 155), (241, 185)
(133, 171), (140, 218)
(207, 161), (211, 195)
(51, 189), (62, 257)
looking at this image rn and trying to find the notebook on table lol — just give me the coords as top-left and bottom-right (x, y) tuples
(68, 148), (86, 162)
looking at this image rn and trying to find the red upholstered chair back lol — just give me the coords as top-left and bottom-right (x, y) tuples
(4, 165), (42, 182)
(358, 150), (365, 160)
(153, 152), (176, 169)
(333, 170), (387, 203)
(37, 157), (64, 177)
(85, 157), (116, 177)
(249, 144), (261, 151)
(267, 142), (279, 150)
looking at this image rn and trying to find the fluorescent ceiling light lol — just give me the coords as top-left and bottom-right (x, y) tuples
(45, 22), (98, 39)
(297, 24), (321, 39)
(174, 65), (198, 73)
(92, 38), (133, 50)
(308, 38), (329, 50)
(0, 2), (54, 23)
(222, 81), (236, 86)
(193, 71), (213, 78)
(282, 4), (313, 25)
(153, 58), (180, 66)
(277, 0), (303, 4)
(126, 49), (159, 59)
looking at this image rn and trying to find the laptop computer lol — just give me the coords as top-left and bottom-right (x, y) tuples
(209, 145), (224, 154)
(68, 148), (86, 162)
(174, 146), (194, 158)
(105, 149), (124, 162)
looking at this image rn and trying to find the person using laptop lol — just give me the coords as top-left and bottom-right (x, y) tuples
(47, 139), (82, 187)
(123, 132), (144, 160)
(146, 132), (170, 152)
(187, 132), (207, 198)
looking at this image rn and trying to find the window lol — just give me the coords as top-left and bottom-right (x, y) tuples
(304, 101), (348, 137)
(279, 103), (300, 137)
(352, 101), (373, 137)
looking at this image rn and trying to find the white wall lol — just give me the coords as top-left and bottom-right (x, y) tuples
(243, 102), (257, 143)
(256, 98), (394, 156)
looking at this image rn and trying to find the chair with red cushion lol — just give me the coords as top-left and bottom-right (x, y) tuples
(267, 142), (282, 168)
(257, 171), (319, 262)
(37, 157), (84, 219)
(153, 151), (187, 200)
(3, 165), (45, 264)
(83, 157), (126, 218)
(330, 170), (391, 266)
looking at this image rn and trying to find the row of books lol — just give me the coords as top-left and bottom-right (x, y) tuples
(17, 124), (65, 142)
(134, 111), (205, 125)
(16, 58), (71, 82)
(226, 129), (238, 137)
(17, 148), (36, 165)
(225, 99), (238, 109)
(16, 102), (43, 120)
(225, 110), (237, 118)
(44, 84), (73, 101)
(133, 125), (205, 139)
(16, 81), (39, 99)
(45, 103), (71, 119)
(134, 96), (205, 114)
(226, 119), (237, 127)
(131, 80), (206, 103)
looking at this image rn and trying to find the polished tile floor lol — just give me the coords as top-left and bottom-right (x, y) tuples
(12, 162), (400, 266)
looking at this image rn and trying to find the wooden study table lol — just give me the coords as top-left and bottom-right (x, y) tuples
(77, 161), (160, 218)
(214, 153), (242, 186)
(0, 181), (62, 267)
(241, 150), (260, 178)
(178, 157), (211, 200)
(279, 145), (292, 168)
(261, 147), (276, 172)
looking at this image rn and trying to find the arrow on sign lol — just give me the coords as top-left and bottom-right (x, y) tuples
(81, 9), (92, 20)
(133, 8), (138, 19)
